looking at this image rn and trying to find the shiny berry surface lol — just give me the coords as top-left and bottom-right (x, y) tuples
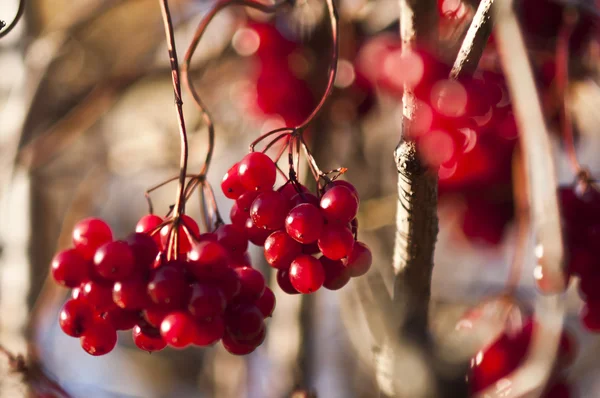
(238, 152), (277, 192)
(264, 230), (302, 269)
(93, 241), (135, 281)
(51, 249), (89, 288)
(72, 217), (113, 260)
(318, 224), (354, 260)
(320, 186), (359, 225)
(285, 203), (324, 244)
(346, 241), (373, 277)
(289, 255), (325, 294)
(222, 162), (247, 199)
(59, 299), (93, 337)
(80, 319), (118, 356)
(250, 191), (290, 230)
(160, 312), (198, 348)
(132, 323), (167, 352)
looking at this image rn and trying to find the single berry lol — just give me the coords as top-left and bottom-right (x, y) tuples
(222, 331), (257, 355)
(222, 162), (247, 199)
(238, 152), (277, 192)
(235, 266), (266, 300)
(255, 287), (276, 317)
(216, 224), (249, 255)
(188, 283), (227, 320)
(147, 262), (190, 308)
(160, 215), (200, 253)
(289, 255), (325, 294)
(285, 203), (324, 244)
(194, 316), (225, 347)
(187, 241), (230, 280)
(80, 319), (118, 356)
(324, 180), (360, 203)
(113, 279), (151, 310)
(80, 280), (117, 312)
(59, 299), (93, 337)
(264, 230), (303, 269)
(72, 217), (113, 260)
(125, 232), (160, 273)
(321, 257), (350, 290)
(250, 191), (290, 230)
(93, 241), (135, 281)
(135, 214), (163, 247)
(236, 191), (260, 213)
(226, 303), (264, 341)
(132, 323), (167, 352)
(230, 201), (249, 227)
(346, 241), (372, 277)
(320, 186), (359, 225)
(142, 304), (171, 328)
(51, 249), (89, 288)
(318, 224), (355, 260)
(160, 312), (198, 348)
(276, 268), (300, 294)
(244, 218), (272, 246)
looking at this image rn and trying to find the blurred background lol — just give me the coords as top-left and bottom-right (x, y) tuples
(2, 0), (600, 396)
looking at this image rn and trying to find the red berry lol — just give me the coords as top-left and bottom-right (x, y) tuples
(214, 267), (242, 302)
(285, 203), (324, 244)
(101, 307), (140, 331)
(250, 191), (290, 230)
(93, 241), (135, 281)
(289, 255), (325, 293)
(135, 214), (163, 246)
(80, 280), (116, 312)
(237, 191), (260, 213)
(264, 230), (303, 269)
(318, 224), (355, 260)
(346, 241), (372, 277)
(188, 283), (226, 320)
(222, 162), (247, 199)
(160, 312), (198, 348)
(59, 299), (93, 337)
(230, 201), (248, 227)
(160, 215), (200, 254)
(125, 233), (159, 273)
(225, 303), (264, 341)
(324, 180), (360, 203)
(235, 266), (266, 300)
(142, 305), (171, 328)
(321, 257), (350, 290)
(51, 249), (89, 288)
(147, 262), (190, 308)
(216, 224), (248, 256)
(278, 183), (309, 200)
(132, 324), (167, 352)
(222, 331), (257, 355)
(255, 287), (276, 317)
(72, 217), (113, 260)
(244, 218), (272, 246)
(276, 268), (299, 294)
(80, 319), (118, 356)
(320, 186), (359, 224)
(113, 279), (151, 310)
(238, 152), (277, 192)
(187, 241), (230, 280)
(194, 316), (225, 347)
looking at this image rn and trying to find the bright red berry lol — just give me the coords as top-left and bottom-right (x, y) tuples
(346, 241), (372, 277)
(93, 241), (135, 281)
(188, 283), (227, 320)
(250, 191), (290, 230)
(318, 224), (355, 260)
(147, 262), (190, 308)
(135, 214), (163, 246)
(238, 152), (277, 191)
(216, 224), (249, 256)
(51, 249), (89, 288)
(324, 180), (360, 203)
(289, 255), (325, 293)
(264, 230), (302, 269)
(320, 186), (359, 225)
(276, 268), (299, 294)
(160, 312), (198, 348)
(230, 201), (249, 227)
(235, 266), (266, 300)
(321, 257), (350, 290)
(113, 279), (151, 310)
(80, 280), (116, 312)
(132, 323), (167, 352)
(159, 215), (200, 254)
(59, 299), (93, 337)
(222, 162), (247, 199)
(80, 319), (118, 356)
(194, 316), (225, 347)
(187, 241), (230, 280)
(285, 203), (324, 244)
(72, 217), (113, 260)
(255, 287), (276, 317)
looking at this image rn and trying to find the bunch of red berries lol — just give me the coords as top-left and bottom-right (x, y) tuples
(559, 184), (600, 332)
(468, 317), (576, 397)
(51, 214), (275, 356)
(222, 151), (372, 294)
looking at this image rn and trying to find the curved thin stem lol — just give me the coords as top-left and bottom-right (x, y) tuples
(0, 0), (25, 39)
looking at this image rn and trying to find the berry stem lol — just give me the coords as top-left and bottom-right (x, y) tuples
(0, 0), (25, 39)
(144, 174), (198, 215)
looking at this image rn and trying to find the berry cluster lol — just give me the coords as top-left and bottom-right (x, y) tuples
(51, 215), (275, 356)
(468, 317), (576, 397)
(222, 151), (372, 294)
(559, 184), (600, 332)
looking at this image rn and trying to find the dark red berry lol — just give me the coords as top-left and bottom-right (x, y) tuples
(222, 331), (257, 355)
(318, 224), (354, 260)
(147, 262), (190, 308)
(214, 267), (242, 302)
(142, 305), (171, 328)
(222, 162), (247, 199)
(321, 257), (350, 290)
(255, 287), (276, 317)
(226, 303), (264, 341)
(93, 241), (135, 281)
(216, 224), (248, 255)
(285, 203), (324, 244)
(125, 232), (159, 273)
(160, 215), (200, 253)
(101, 307), (139, 331)
(51, 249), (89, 288)
(72, 217), (113, 260)
(250, 191), (290, 230)
(291, 192), (320, 207)
(160, 312), (198, 348)
(194, 316), (225, 347)
(188, 283), (227, 320)
(244, 218), (272, 246)
(135, 214), (163, 247)
(238, 152), (277, 191)
(80, 280), (117, 312)
(80, 319), (118, 356)
(132, 323), (167, 352)
(187, 241), (230, 280)
(289, 255), (325, 293)
(276, 268), (299, 294)
(235, 266), (266, 300)
(302, 242), (321, 255)
(320, 186), (359, 224)
(346, 241), (372, 277)
(264, 230), (303, 269)
(278, 183), (309, 200)
(113, 279), (151, 310)
(59, 299), (93, 337)
(237, 191), (260, 213)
